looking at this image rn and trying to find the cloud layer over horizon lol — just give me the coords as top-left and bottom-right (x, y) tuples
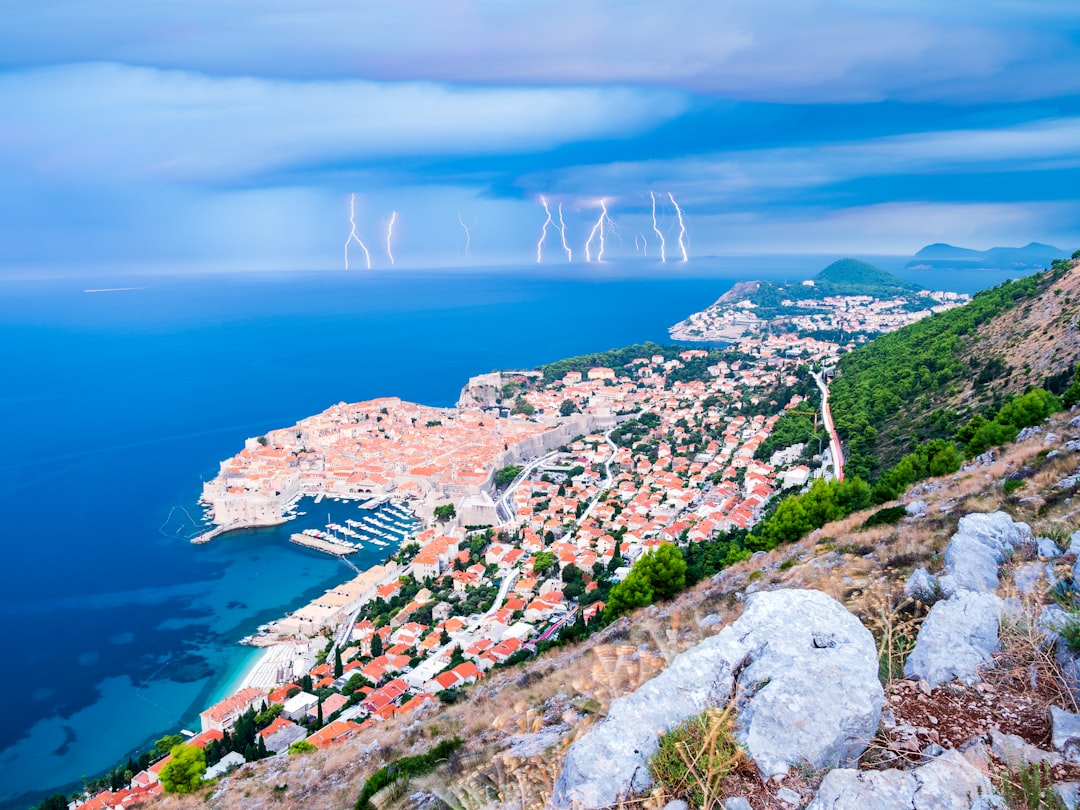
(2, 0), (1079, 271)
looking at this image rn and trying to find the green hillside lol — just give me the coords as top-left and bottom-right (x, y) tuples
(829, 257), (1078, 479)
(813, 258), (921, 295)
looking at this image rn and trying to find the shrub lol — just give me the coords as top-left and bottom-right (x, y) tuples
(355, 738), (463, 810)
(999, 761), (1067, 809)
(649, 708), (748, 807)
(1051, 612), (1080, 653)
(1003, 479), (1026, 495)
(862, 505), (907, 529)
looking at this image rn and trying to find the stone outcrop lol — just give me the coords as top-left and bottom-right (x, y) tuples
(904, 511), (1030, 688)
(904, 590), (1004, 687)
(905, 567), (938, 601)
(1051, 706), (1080, 764)
(806, 750), (1002, 809)
(550, 589), (882, 809)
(938, 511), (1030, 596)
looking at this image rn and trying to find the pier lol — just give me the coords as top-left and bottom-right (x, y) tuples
(289, 532), (356, 557)
(190, 518), (285, 544)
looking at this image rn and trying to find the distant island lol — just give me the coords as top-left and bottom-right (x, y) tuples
(905, 241), (1063, 272)
(668, 258), (969, 344)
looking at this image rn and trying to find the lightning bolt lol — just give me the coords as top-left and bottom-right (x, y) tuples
(650, 191), (666, 263)
(557, 203), (572, 262)
(345, 194), (372, 270)
(386, 211), (397, 266)
(668, 193), (689, 262)
(537, 196), (553, 264)
(458, 213), (471, 257)
(584, 200), (613, 263)
(635, 233), (648, 257)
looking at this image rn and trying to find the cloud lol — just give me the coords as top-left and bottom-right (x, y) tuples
(4, 1), (1079, 102)
(686, 201), (1080, 255)
(0, 63), (687, 186)
(514, 117), (1080, 209)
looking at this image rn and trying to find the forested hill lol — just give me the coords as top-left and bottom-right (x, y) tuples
(812, 258), (921, 296)
(829, 254), (1080, 479)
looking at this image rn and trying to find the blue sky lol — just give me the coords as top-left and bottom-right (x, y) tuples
(2, 1), (1079, 272)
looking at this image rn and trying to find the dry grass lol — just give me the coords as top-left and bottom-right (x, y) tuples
(646, 706), (751, 809)
(987, 594), (1079, 718)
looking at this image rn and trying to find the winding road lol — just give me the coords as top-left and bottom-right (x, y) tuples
(811, 370), (845, 482)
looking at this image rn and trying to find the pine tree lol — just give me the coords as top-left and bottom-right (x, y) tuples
(333, 647), (343, 678)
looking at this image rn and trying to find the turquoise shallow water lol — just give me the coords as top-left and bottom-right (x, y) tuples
(0, 259), (1016, 806)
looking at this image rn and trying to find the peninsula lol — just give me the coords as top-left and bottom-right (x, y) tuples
(199, 396), (602, 531)
(669, 258), (969, 344)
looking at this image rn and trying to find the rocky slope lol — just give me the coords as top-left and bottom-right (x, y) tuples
(152, 406), (1080, 810)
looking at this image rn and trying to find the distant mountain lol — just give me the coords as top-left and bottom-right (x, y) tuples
(907, 242), (1064, 271)
(813, 258), (922, 295)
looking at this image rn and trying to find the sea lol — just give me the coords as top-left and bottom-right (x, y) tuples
(0, 257), (1025, 807)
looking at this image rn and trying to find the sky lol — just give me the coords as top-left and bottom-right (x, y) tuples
(2, 1), (1080, 272)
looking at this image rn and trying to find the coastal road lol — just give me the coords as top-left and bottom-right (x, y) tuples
(811, 370), (845, 482)
(574, 414), (637, 527)
(495, 451), (559, 524)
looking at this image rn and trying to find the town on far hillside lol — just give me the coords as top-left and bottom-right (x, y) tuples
(78, 259), (972, 803)
(669, 258), (968, 344)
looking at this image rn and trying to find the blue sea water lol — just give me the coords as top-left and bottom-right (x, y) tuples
(0, 259), (1019, 807)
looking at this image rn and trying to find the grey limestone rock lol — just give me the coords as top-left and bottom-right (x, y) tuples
(942, 533), (1004, 594)
(938, 511), (1029, 596)
(776, 786), (802, 805)
(906, 500), (928, 517)
(1070, 529), (1080, 556)
(1038, 537), (1063, 558)
(550, 589), (882, 809)
(1058, 474), (1080, 492)
(955, 511), (1030, 557)
(905, 567), (938, 601)
(1014, 562), (1050, 596)
(806, 750), (1003, 809)
(1056, 782), (1080, 810)
(990, 728), (1063, 767)
(723, 800), (753, 810)
(1051, 705), (1080, 763)
(662, 802), (689, 810)
(904, 590), (1003, 687)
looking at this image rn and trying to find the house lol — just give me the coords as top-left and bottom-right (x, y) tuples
(450, 661), (481, 685)
(199, 687), (268, 733)
(263, 720), (309, 754)
(282, 691), (319, 721)
(205, 751), (246, 780)
(425, 670), (463, 693)
(309, 692), (349, 720)
(307, 719), (362, 749)
(360, 678), (408, 714)
(396, 692), (437, 717)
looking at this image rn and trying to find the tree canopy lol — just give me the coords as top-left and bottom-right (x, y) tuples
(159, 745), (206, 794)
(605, 543), (687, 619)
